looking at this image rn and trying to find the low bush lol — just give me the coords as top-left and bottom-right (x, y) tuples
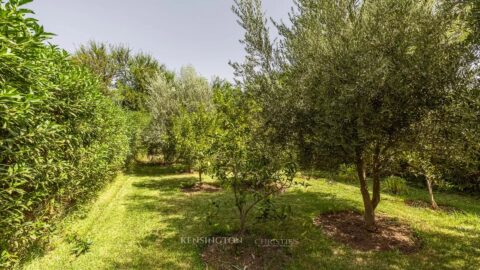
(337, 164), (358, 183)
(383, 176), (408, 195)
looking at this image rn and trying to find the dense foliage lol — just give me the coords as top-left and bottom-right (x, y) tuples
(232, 0), (478, 230)
(146, 67), (298, 233)
(211, 84), (297, 235)
(1, 0), (479, 267)
(172, 106), (217, 181)
(0, 0), (130, 266)
(145, 66), (212, 163)
(73, 41), (168, 111)
(73, 42), (168, 162)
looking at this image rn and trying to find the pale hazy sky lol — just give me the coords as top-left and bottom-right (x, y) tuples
(27, 0), (293, 81)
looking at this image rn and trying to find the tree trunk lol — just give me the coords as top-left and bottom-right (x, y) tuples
(239, 212), (247, 236)
(356, 149), (376, 231)
(198, 169), (203, 183)
(234, 187), (247, 236)
(371, 145), (381, 210)
(426, 176), (438, 209)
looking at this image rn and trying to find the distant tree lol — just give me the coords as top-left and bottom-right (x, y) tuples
(73, 41), (167, 110)
(405, 85), (480, 208)
(404, 113), (452, 209)
(172, 106), (217, 181)
(72, 41), (117, 91)
(145, 66), (212, 163)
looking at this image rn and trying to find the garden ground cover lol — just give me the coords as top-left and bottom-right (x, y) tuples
(22, 165), (480, 270)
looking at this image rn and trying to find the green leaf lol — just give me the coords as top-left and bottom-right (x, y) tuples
(18, 0), (34, 6)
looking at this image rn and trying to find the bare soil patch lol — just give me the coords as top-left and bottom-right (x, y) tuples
(404, 199), (462, 214)
(202, 234), (291, 270)
(314, 211), (420, 253)
(181, 183), (221, 194)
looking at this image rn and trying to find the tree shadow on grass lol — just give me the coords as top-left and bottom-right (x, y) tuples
(367, 228), (480, 270)
(114, 166), (480, 270)
(132, 177), (198, 192)
(302, 171), (480, 216)
(279, 189), (362, 216)
(117, 174), (361, 269)
(275, 191), (479, 270)
(128, 164), (189, 177)
(398, 191), (480, 216)
(110, 175), (225, 269)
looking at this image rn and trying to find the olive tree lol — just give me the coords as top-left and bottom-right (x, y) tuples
(281, 0), (475, 230)
(233, 0), (473, 230)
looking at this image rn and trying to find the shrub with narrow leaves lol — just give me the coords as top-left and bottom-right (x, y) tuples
(0, 1), (130, 267)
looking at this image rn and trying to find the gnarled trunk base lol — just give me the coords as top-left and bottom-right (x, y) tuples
(356, 150), (377, 232)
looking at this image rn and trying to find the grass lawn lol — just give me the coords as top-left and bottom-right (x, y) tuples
(22, 164), (480, 270)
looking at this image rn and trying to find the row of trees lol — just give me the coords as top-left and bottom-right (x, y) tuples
(145, 74), (297, 235)
(69, 40), (295, 239)
(143, 0), (478, 234)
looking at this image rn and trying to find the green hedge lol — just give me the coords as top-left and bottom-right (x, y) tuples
(0, 0), (130, 267)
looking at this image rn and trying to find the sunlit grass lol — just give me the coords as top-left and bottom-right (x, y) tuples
(22, 165), (480, 270)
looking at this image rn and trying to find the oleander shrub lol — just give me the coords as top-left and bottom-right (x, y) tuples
(0, 0), (129, 267)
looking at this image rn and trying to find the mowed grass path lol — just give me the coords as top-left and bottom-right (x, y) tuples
(23, 165), (480, 270)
